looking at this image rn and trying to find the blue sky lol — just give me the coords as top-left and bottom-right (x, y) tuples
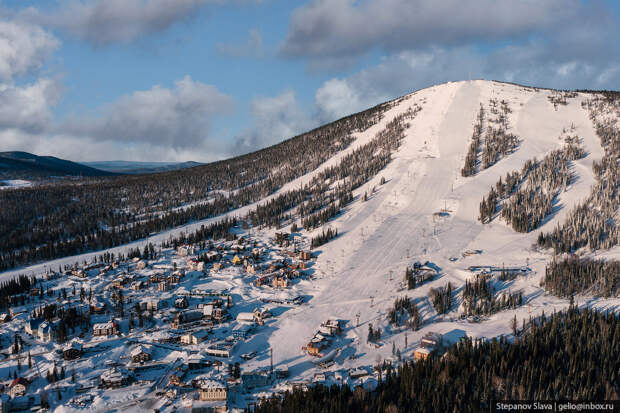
(0, 0), (619, 162)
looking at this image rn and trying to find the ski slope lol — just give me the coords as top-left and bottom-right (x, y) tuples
(254, 80), (619, 379)
(3, 80), (619, 394)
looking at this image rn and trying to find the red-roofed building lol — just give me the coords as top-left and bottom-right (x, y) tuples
(9, 377), (28, 398)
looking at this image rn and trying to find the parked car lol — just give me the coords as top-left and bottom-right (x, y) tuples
(241, 351), (257, 360)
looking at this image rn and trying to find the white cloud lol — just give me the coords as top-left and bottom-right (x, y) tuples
(26, 0), (262, 45)
(314, 44), (620, 124)
(60, 76), (233, 150)
(232, 90), (315, 154)
(0, 19), (58, 81)
(0, 17), (60, 134)
(315, 77), (377, 122)
(0, 78), (62, 133)
(281, 0), (573, 60)
(314, 48), (478, 121)
(0, 129), (214, 162)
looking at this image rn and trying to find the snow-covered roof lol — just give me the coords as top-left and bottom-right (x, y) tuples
(236, 312), (255, 322)
(93, 321), (115, 330)
(200, 380), (226, 390)
(101, 368), (127, 382)
(188, 353), (208, 362)
(130, 345), (151, 357)
(63, 340), (83, 351)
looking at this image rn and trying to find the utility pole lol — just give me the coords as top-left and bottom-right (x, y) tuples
(355, 312), (360, 327)
(270, 348), (273, 375)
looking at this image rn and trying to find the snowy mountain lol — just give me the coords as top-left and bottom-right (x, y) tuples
(81, 160), (203, 174)
(0, 80), (618, 411)
(0, 151), (116, 179)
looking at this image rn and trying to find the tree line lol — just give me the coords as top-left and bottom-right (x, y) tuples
(461, 273), (523, 317)
(251, 307), (620, 413)
(537, 95), (619, 253)
(0, 101), (392, 270)
(543, 256), (619, 298)
(479, 142), (584, 232)
(462, 99), (519, 177)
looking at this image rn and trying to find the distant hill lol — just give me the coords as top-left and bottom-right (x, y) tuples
(81, 160), (203, 174)
(0, 151), (115, 179)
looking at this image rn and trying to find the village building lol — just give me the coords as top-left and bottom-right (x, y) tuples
(232, 324), (253, 339)
(299, 251), (312, 261)
(188, 354), (211, 370)
(206, 250), (220, 262)
(172, 310), (203, 328)
(305, 341), (323, 356)
(241, 371), (271, 389)
(199, 381), (227, 401)
(421, 331), (442, 349)
(158, 281), (170, 292)
(175, 297), (189, 309)
(181, 329), (210, 345)
(100, 368), (131, 388)
(9, 378), (28, 398)
(254, 275), (270, 287)
(151, 331), (175, 344)
(272, 276), (289, 288)
(320, 319), (341, 336)
(150, 273), (163, 283)
(63, 340), (83, 360)
(167, 272), (182, 284)
(90, 300), (105, 314)
(187, 259), (205, 272)
(130, 280), (144, 291)
(212, 307), (226, 322)
(253, 307), (271, 322)
(38, 321), (57, 342)
(177, 245), (195, 257)
(304, 330), (331, 356)
(202, 304), (215, 319)
(235, 312), (256, 325)
(204, 343), (235, 358)
(25, 319), (42, 336)
(169, 374), (183, 387)
(72, 269), (87, 278)
(130, 345), (152, 363)
(191, 400), (227, 413)
(414, 347), (431, 361)
(140, 298), (163, 312)
(93, 321), (119, 337)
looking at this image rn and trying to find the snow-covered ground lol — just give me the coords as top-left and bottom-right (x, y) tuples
(0, 179), (32, 189)
(2, 80), (619, 412)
